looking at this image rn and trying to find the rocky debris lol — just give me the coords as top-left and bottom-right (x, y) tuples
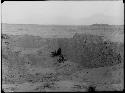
(87, 85), (96, 92)
(1, 34), (10, 39)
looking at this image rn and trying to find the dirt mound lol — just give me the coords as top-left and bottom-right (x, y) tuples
(2, 33), (123, 69)
(58, 33), (123, 68)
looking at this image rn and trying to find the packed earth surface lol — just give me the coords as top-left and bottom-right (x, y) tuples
(2, 24), (124, 92)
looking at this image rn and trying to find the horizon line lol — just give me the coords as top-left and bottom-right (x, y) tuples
(2, 23), (124, 26)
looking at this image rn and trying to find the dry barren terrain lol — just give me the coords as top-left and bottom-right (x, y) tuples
(2, 24), (124, 92)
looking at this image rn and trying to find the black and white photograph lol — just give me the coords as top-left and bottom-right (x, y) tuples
(1, 1), (124, 92)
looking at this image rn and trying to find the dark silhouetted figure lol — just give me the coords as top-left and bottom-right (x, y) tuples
(56, 48), (61, 55)
(51, 48), (62, 57)
(51, 48), (67, 63)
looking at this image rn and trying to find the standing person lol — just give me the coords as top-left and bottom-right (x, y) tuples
(50, 48), (62, 57)
(57, 48), (61, 55)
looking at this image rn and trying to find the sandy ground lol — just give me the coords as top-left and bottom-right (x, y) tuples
(2, 61), (124, 92)
(2, 33), (124, 92)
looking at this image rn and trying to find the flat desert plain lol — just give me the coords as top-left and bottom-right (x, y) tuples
(2, 24), (124, 92)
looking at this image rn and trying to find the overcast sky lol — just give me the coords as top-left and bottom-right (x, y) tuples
(2, 1), (124, 25)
